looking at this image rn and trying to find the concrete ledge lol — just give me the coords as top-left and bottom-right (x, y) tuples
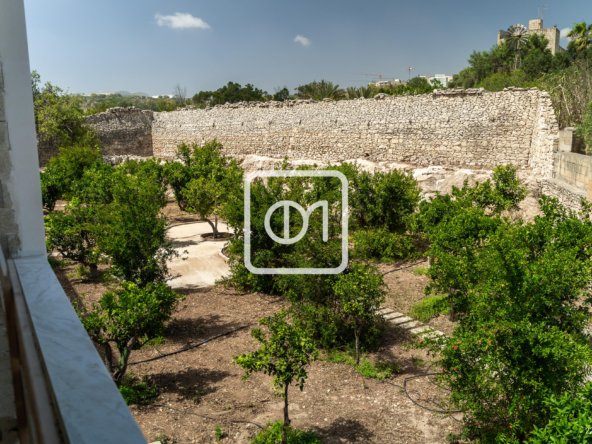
(13, 256), (145, 443)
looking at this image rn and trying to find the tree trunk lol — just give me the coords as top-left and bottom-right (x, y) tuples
(113, 338), (137, 385)
(206, 218), (219, 239)
(282, 383), (290, 444)
(89, 263), (99, 280)
(354, 329), (361, 366)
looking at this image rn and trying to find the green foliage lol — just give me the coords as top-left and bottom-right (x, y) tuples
(235, 311), (318, 392)
(349, 168), (421, 232)
(325, 350), (399, 380)
(478, 70), (533, 91)
(352, 228), (416, 262)
(192, 81), (268, 107)
(251, 421), (321, 444)
(579, 100), (592, 154)
(429, 197), (592, 442)
(96, 168), (171, 286)
(567, 22), (592, 55)
(409, 295), (449, 322)
(235, 312), (317, 443)
(44, 198), (102, 276)
(272, 88), (291, 101)
(214, 424), (224, 441)
(163, 141), (243, 235)
(527, 383), (592, 443)
(32, 72), (98, 153)
(332, 263), (385, 364)
(118, 374), (158, 405)
(40, 145), (104, 210)
(83, 281), (180, 384)
(414, 165), (526, 318)
(295, 80), (345, 100)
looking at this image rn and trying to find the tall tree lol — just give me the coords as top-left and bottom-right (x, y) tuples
(567, 22), (592, 54)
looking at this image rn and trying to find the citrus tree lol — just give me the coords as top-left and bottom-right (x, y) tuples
(234, 311), (318, 444)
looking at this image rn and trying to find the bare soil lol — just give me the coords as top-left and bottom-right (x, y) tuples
(53, 201), (462, 443)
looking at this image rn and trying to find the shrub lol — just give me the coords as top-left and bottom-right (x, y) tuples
(527, 383), (592, 443)
(579, 101), (592, 154)
(251, 421), (321, 444)
(409, 295), (449, 322)
(40, 145), (104, 210)
(433, 197), (592, 441)
(44, 198), (102, 277)
(352, 228), (416, 262)
(118, 374), (158, 405)
(82, 281), (180, 384)
(325, 350), (399, 380)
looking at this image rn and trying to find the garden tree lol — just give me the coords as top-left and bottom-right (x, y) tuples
(332, 263), (385, 364)
(82, 281), (180, 385)
(234, 312), (318, 444)
(163, 141), (243, 236)
(295, 80), (345, 100)
(273, 87), (291, 101)
(431, 197), (592, 442)
(182, 177), (224, 237)
(414, 165), (526, 318)
(224, 164), (390, 350)
(567, 22), (592, 55)
(44, 198), (102, 277)
(40, 145), (104, 210)
(96, 168), (172, 286)
(527, 383), (592, 443)
(191, 81), (268, 107)
(31, 71), (97, 153)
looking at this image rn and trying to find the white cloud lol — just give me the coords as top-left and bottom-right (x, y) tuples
(294, 34), (311, 47)
(560, 27), (571, 40)
(155, 12), (210, 30)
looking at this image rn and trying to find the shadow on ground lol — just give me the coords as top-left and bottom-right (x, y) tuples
(150, 367), (231, 402)
(314, 418), (374, 443)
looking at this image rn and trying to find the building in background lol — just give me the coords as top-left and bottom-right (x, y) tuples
(497, 18), (563, 55)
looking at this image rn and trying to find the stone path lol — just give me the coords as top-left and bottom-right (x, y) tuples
(166, 222), (230, 289)
(378, 307), (445, 340)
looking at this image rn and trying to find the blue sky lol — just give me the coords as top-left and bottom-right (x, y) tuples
(24, 0), (589, 96)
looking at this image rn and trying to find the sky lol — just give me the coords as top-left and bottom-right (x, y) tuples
(23, 0), (590, 96)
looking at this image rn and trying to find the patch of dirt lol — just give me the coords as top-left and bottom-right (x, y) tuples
(60, 272), (462, 443)
(379, 262), (455, 336)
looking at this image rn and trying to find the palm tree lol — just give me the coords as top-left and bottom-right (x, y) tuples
(500, 24), (530, 70)
(295, 80), (345, 101)
(567, 22), (592, 54)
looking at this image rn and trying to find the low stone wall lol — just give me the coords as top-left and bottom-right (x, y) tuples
(85, 107), (154, 158)
(552, 152), (592, 200)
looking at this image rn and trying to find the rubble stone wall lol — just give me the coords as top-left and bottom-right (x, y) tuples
(85, 107), (154, 158)
(151, 89), (558, 180)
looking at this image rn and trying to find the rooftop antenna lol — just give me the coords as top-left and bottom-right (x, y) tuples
(538, 0), (547, 20)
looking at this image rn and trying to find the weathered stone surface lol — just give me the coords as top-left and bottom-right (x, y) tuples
(147, 90), (558, 183)
(85, 107), (154, 159)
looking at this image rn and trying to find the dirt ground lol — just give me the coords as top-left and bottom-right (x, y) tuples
(53, 201), (462, 443)
(56, 266), (462, 444)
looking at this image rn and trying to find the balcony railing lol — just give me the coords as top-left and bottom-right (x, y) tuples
(0, 248), (146, 443)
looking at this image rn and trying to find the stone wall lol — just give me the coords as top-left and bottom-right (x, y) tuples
(85, 107), (154, 158)
(0, 62), (19, 254)
(151, 89), (557, 181)
(540, 152), (592, 212)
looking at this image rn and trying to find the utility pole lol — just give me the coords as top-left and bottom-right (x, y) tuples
(407, 66), (414, 81)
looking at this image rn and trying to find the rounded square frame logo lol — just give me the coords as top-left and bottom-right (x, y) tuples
(244, 170), (349, 275)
